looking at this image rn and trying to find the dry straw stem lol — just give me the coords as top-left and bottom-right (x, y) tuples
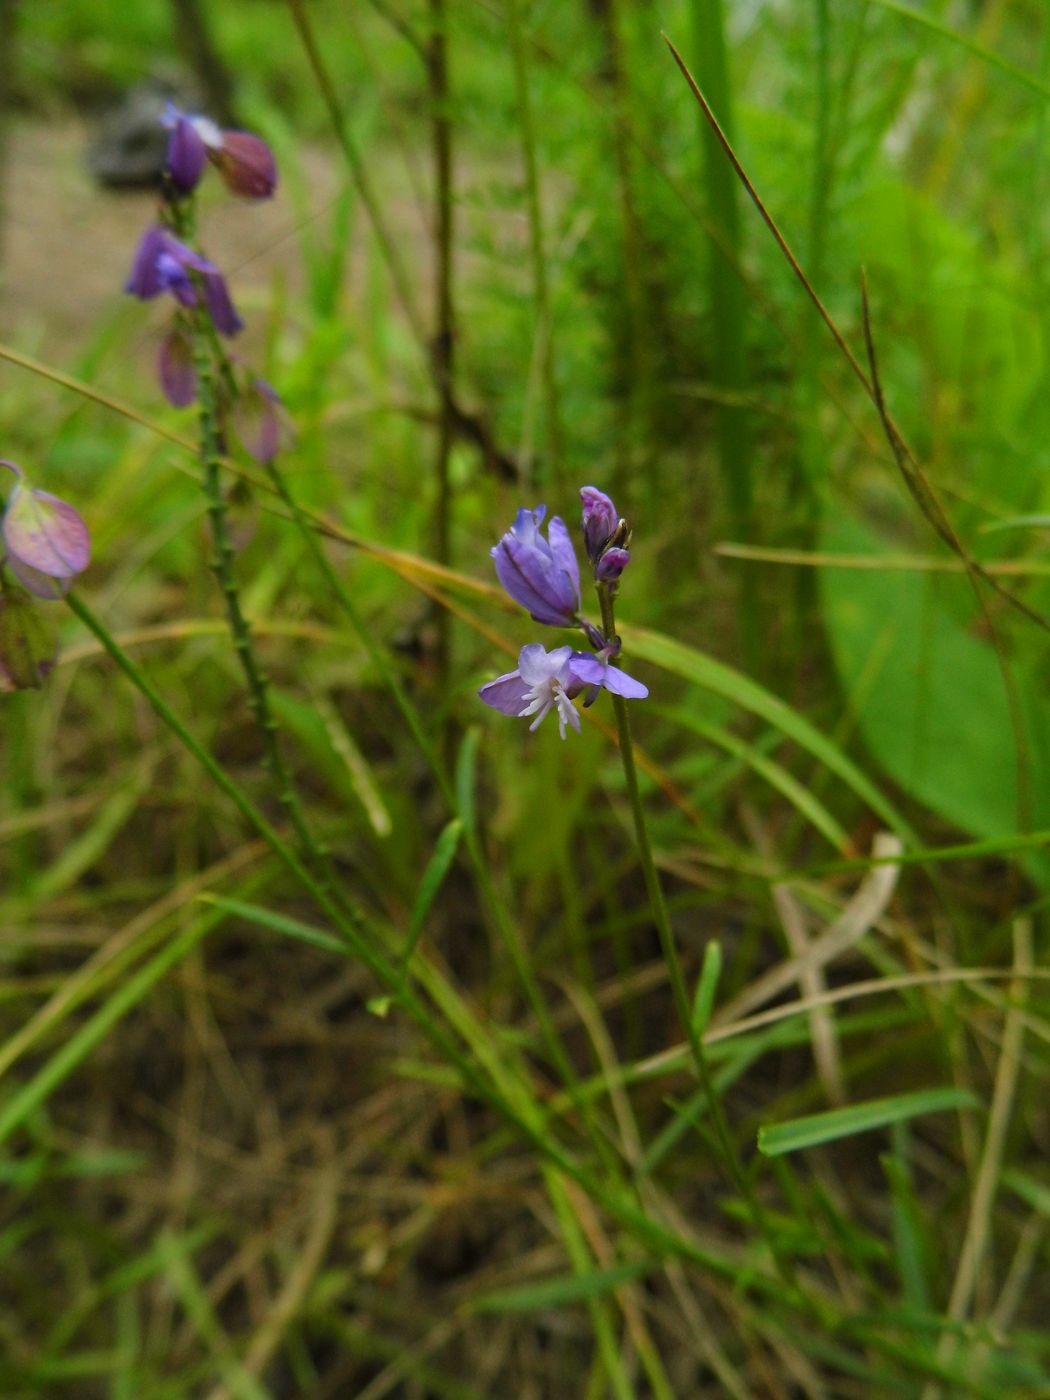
(713, 831), (903, 1033)
(924, 917), (1034, 1398)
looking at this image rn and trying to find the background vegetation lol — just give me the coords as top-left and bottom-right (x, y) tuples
(2, 0), (1050, 1394)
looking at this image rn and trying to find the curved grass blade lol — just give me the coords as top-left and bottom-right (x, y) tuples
(758, 1088), (979, 1157)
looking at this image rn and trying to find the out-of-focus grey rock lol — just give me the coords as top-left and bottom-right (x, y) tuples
(86, 75), (201, 189)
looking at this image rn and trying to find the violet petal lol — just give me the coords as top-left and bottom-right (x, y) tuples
(3, 484), (91, 594)
(478, 668), (530, 716)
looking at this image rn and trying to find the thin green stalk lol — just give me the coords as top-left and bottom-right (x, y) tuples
(596, 583), (797, 1285)
(505, 0), (564, 480)
(188, 315), (327, 879)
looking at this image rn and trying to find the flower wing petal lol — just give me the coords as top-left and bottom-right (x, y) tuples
(478, 669), (530, 716)
(600, 663), (648, 699)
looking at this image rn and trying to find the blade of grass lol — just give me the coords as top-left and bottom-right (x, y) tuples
(758, 1088), (979, 1157)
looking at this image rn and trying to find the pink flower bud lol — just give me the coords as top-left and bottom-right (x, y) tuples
(2, 470), (91, 599)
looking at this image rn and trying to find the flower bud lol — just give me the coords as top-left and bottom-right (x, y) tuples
(580, 485), (618, 564)
(1, 474), (91, 599)
(595, 546), (630, 583)
(212, 131), (278, 200)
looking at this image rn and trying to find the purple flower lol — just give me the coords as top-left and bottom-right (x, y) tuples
(158, 323), (198, 406)
(580, 484), (631, 582)
(479, 644), (582, 739)
(479, 642), (647, 738)
(212, 130), (278, 200)
(492, 506), (581, 626)
(1, 461), (91, 600)
(163, 108), (208, 194)
(125, 226), (243, 336)
(596, 547), (630, 583)
(162, 105), (277, 201)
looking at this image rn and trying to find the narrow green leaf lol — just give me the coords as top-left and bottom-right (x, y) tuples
(455, 727), (480, 837)
(400, 818), (463, 977)
(691, 940), (722, 1035)
(882, 1140), (932, 1313)
(196, 894), (348, 958)
(470, 1258), (657, 1314)
(758, 1089), (978, 1157)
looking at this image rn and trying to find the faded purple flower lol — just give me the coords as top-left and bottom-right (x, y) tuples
(158, 323), (198, 406)
(479, 643), (582, 739)
(213, 130), (278, 200)
(162, 105), (277, 201)
(125, 226), (243, 336)
(492, 506), (581, 627)
(1, 461), (91, 599)
(233, 378), (285, 463)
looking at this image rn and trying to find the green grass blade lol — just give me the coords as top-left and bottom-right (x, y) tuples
(625, 623), (914, 840)
(758, 1089), (979, 1157)
(469, 1257), (657, 1314)
(400, 817), (463, 977)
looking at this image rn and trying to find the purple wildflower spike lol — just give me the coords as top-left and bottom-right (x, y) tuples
(491, 506), (581, 627)
(479, 643), (582, 739)
(125, 226), (243, 335)
(233, 379), (285, 463)
(1, 463), (91, 599)
(158, 323), (198, 406)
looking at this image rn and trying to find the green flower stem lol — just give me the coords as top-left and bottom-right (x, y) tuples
(596, 583), (797, 1282)
(187, 312), (335, 889)
(166, 195), (334, 890)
